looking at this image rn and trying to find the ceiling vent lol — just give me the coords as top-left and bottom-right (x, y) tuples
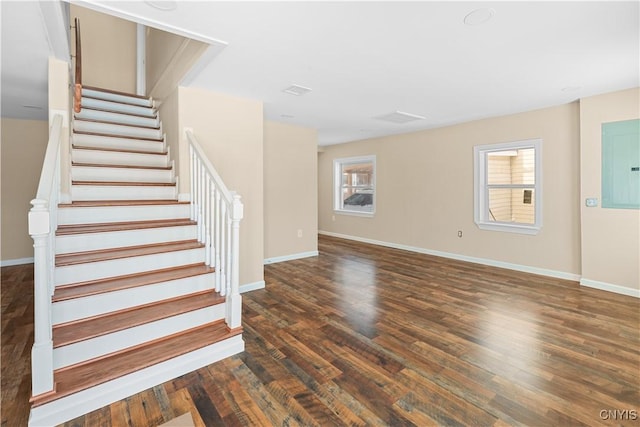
(282, 84), (312, 96)
(374, 111), (425, 124)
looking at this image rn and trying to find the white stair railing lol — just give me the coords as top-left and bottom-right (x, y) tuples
(28, 114), (64, 397)
(185, 129), (243, 329)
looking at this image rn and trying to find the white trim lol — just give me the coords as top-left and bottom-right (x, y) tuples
(28, 335), (244, 427)
(240, 280), (265, 293)
(1, 257), (34, 267)
(180, 43), (228, 87)
(38, 1), (70, 61)
(333, 155), (376, 216)
(68, 1), (229, 46)
(136, 23), (146, 96)
(318, 230), (580, 282)
(474, 138), (542, 235)
(580, 278), (640, 298)
(264, 251), (319, 265)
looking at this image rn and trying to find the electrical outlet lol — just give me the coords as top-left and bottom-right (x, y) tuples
(297, 229), (303, 238)
(457, 230), (463, 238)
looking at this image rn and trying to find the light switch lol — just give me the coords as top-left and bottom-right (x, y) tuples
(585, 198), (598, 207)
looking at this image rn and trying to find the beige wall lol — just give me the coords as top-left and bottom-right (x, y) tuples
(49, 58), (71, 201)
(319, 102), (582, 276)
(70, 5), (136, 93)
(579, 88), (640, 292)
(178, 87), (264, 286)
(264, 121), (318, 260)
(146, 28), (207, 101)
(1, 119), (49, 262)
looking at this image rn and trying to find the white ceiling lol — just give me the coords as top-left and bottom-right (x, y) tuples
(2, 1), (639, 145)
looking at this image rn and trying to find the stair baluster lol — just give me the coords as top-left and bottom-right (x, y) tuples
(185, 129), (243, 307)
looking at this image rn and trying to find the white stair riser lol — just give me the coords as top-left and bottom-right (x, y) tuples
(81, 97), (155, 117)
(71, 185), (176, 201)
(55, 248), (205, 286)
(72, 149), (168, 168)
(74, 120), (162, 140)
(82, 89), (152, 108)
(53, 304), (225, 370)
(28, 336), (244, 427)
(58, 204), (191, 225)
(52, 273), (215, 324)
(56, 225), (197, 254)
(71, 166), (175, 184)
(73, 133), (165, 153)
(76, 109), (159, 128)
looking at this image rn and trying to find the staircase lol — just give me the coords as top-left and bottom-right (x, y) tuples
(28, 87), (244, 426)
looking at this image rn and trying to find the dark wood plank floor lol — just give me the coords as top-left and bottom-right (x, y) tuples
(2, 234), (639, 426)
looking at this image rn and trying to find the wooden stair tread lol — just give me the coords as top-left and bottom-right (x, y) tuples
(72, 145), (166, 156)
(55, 240), (202, 267)
(53, 263), (214, 301)
(83, 85), (152, 101)
(73, 130), (164, 143)
(57, 218), (195, 235)
(74, 117), (160, 130)
(71, 162), (171, 170)
(71, 181), (176, 187)
(79, 106), (157, 119)
(59, 200), (187, 207)
(53, 290), (225, 348)
(32, 321), (241, 407)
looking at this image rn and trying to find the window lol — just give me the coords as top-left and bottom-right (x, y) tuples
(334, 156), (376, 216)
(474, 139), (542, 234)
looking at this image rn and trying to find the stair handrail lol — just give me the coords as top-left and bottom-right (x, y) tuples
(28, 113), (64, 398)
(73, 17), (82, 113)
(185, 129), (243, 329)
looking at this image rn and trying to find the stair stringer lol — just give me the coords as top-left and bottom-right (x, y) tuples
(28, 335), (244, 427)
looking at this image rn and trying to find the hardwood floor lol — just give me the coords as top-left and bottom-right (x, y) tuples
(2, 234), (639, 426)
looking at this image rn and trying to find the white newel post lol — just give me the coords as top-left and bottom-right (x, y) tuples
(29, 199), (54, 396)
(226, 193), (244, 329)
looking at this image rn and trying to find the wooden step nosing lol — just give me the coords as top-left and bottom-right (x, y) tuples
(71, 180), (176, 187)
(54, 320), (228, 374)
(32, 321), (239, 407)
(81, 95), (152, 109)
(73, 130), (164, 143)
(54, 240), (203, 267)
(53, 290), (224, 348)
(56, 219), (196, 235)
(83, 85), (152, 101)
(74, 117), (161, 130)
(79, 106), (157, 119)
(52, 263), (214, 301)
(71, 162), (172, 171)
(58, 200), (187, 208)
(72, 145), (167, 156)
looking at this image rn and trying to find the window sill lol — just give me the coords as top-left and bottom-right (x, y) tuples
(476, 221), (541, 235)
(334, 210), (375, 218)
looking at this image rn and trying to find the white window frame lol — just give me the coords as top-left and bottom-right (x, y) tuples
(333, 155), (376, 217)
(474, 139), (542, 235)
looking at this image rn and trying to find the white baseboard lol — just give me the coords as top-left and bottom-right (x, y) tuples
(264, 251), (319, 265)
(29, 335), (244, 427)
(319, 230), (581, 282)
(580, 278), (640, 298)
(1, 257), (34, 267)
(240, 280), (265, 293)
